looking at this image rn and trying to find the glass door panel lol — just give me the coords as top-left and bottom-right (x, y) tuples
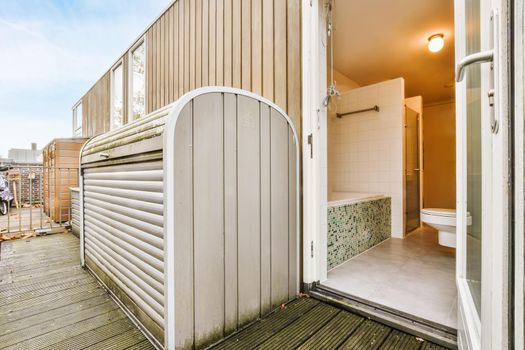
(465, 0), (482, 317)
(405, 107), (420, 233)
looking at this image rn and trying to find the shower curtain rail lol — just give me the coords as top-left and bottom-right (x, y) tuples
(336, 105), (380, 118)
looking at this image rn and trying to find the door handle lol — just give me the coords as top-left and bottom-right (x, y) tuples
(455, 50), (493, 82)
(455, 9), (499, 134)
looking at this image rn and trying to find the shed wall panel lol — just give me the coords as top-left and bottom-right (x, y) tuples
(237, 96), (261, 326)
(270, 110), (290, 308)
(171, 92), (298, 349)
(192, 93), (225, 348)
(223, 93), (238, 334)
(173, 104), (194, 350)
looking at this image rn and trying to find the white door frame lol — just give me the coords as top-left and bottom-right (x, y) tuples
(303, 0), (516, 349)
(301, 0), (326, 285)
(455, 0), (512, 348)
(513, 0), (524, 348)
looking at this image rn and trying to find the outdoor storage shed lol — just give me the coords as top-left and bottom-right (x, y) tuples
(43, 138), (88, 223)
(79, 87), (299, 350)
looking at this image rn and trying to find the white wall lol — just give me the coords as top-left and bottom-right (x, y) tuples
(405, 96), (423, 114)
(328, 68), (360, 93)
(328, 78), (405, 237)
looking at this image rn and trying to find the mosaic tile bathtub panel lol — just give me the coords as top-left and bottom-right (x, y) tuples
(327, 197), (391, 270)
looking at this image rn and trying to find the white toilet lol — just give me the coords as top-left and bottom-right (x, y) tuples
(420, 208), (472, 248)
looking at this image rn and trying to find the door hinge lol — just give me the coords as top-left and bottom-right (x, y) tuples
(310, 241), (314, 258)
(307, 134), (313, 159)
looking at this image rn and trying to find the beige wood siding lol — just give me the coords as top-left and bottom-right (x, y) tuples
(82, 72), (110, 137)
(43, 138), (88, 223)
(78, 0), (302, 137)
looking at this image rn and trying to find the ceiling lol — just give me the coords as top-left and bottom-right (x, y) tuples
(332, 0), (455, 104)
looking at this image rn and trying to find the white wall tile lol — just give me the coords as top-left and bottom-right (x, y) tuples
(327, 79), (405, 236)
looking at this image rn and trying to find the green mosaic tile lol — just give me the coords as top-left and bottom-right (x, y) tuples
(327, 197), (391, 270)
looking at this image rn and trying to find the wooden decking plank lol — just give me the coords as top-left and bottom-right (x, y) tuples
(0, 265), (83, 289)
(0, 300), (119, 348)
(0, 248), (78, 264)
(6, 238), (79, 253)
(40, 318), (136, 350)
(2, 294), (111, 337)
(2, 308), (127, 350)
(420, 342), (450, 350)
(255, 303), (340, 350)
(0, 288), (109, 328)
(82, 328), (146, 350)
(338, 319), (392, 350)
(296, 310), (365, 350)
(2, 241), (79, 255)
(211, 297), (320, 350)
(0, 280), (100, 314)
(379, 329), (423, 350)
(124, 340), (157, 350)
(0, 251), (79, 269)
(0, 255), (80, 275)
(0, 273), (93, 302)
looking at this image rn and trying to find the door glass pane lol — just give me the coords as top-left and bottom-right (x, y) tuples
(465, 0), (482, 315)
(405, 107), (420, 233)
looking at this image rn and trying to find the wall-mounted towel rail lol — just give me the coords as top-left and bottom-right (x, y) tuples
(336, 105), (380, 118)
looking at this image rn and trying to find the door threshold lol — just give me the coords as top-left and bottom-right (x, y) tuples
(308, 283), (458, 349)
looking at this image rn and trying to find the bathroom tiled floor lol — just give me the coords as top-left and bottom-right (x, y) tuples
(323, 226), (457, 329)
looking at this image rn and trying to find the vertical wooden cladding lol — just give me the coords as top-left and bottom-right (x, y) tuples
(146, 0), (301, 128)
(81, 0), (301, 140)
(43, 138), (88, 222)
(173, 92), (298, 350)
(82, 72), (110, 137)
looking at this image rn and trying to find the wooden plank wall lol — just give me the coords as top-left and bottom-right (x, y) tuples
(82, 73), (110, 137)
(43, 138), (88, 222)
(79, 0), (302, 138)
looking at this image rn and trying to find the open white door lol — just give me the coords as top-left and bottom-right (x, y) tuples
(455, 0), (512, 348)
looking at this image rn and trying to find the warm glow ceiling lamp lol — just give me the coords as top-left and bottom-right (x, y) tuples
(428, 34), (445, 53)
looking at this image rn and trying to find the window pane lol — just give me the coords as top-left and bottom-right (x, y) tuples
(111, 64), (124, 130)
(131, 42), (146, 121)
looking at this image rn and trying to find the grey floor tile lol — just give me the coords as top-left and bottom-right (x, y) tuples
(325, 227), (457, 328)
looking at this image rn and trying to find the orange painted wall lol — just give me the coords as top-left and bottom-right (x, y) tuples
(423, 101), (456, 209)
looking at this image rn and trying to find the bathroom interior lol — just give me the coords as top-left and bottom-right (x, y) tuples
(321, 0), (474, 331)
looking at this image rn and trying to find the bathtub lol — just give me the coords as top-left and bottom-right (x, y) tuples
(328, 191), (385, 207)
(327, 191), (391, 269)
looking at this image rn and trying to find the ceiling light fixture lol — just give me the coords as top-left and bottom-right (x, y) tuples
(428, 34), (445, 53)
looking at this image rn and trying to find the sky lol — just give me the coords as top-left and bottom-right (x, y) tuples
(0, 0), (171, 158)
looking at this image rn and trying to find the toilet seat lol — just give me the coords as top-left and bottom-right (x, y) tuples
(421, 208), (472, 223)
(421, 208), (456, 217)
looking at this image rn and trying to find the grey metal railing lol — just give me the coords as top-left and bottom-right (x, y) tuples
(0, 165), (79, 235)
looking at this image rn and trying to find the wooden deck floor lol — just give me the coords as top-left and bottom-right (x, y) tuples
(0, 233), (153, 350)
(210, 297), (451, 350)
(0, 232), (452, 350)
